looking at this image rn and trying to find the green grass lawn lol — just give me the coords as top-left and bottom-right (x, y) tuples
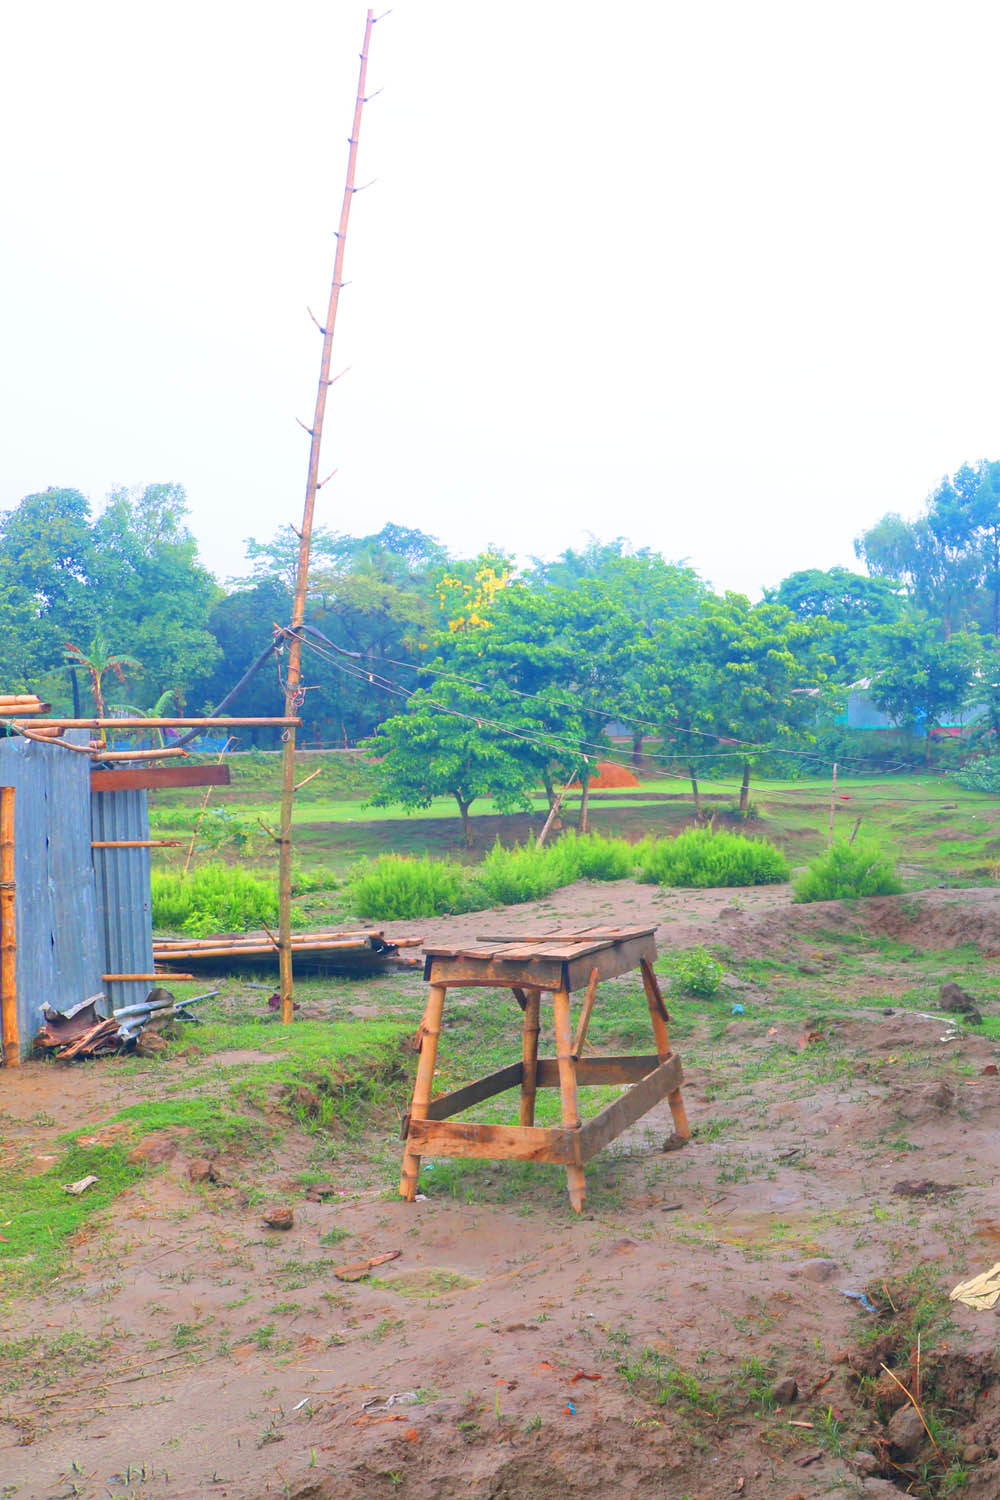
(148, 754), (1000, 887)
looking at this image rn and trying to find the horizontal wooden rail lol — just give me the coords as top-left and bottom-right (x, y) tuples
(103, 972), (197, 982)
(91, 840), (183, 849)
(16, 716), (302, 729)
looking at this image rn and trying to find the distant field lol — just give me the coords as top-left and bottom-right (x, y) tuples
(147, 752), (1000, 886)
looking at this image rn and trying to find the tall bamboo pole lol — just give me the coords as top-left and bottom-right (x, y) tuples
(278, 10), (376, 1024)
(0, 787), (18, 1066)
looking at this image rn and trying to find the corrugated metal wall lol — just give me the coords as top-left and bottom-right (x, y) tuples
(0, 735), (104, 1054)
(91, 786), (155, 1014)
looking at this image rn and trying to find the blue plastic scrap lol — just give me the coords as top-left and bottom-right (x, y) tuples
(841, 1289), (877, 1313)
(731, 1003), (745, 1016)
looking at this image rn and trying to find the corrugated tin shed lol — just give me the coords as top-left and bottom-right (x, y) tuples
(0, 735), (104, 1050)
(91, 786), (155, 1014)
(0, 735), (155, 1057)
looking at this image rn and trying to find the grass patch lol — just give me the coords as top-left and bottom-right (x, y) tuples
(636, 828), (790, 887)
(793, 836), (903, 903)
(150, 863), (328, 935)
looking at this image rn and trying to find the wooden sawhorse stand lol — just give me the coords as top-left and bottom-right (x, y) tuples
(399, 926), (689, 1213)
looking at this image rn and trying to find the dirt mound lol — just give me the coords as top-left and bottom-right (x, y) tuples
(589, 761), (640, 788)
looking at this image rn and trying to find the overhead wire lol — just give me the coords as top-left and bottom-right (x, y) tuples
(293, 629), (949, 803)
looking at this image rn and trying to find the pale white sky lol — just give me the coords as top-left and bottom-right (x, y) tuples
(3, 1), (1000, 596)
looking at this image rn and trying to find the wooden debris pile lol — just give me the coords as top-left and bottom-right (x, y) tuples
(33, 988), (216, 1062)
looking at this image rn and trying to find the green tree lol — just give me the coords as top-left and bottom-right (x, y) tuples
(363, 686), (535, 846)
(655, 596), (835, 813)
(765, 566), (906, 681)
(64, 631), (142, 720)
(236, 522), (447, 743)
(855, 461), (1000, 639)
(866, 619), (976, 754)
(89, 485), (221, 707)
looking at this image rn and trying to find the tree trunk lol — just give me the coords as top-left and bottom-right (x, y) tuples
(739, 760), (751, 814)
(578, 778), (590, 834)
(632, 729), (643, 769)
(69, 668), (81, 719)
(542, 768), (556, 810)
(457, 796), (473, 847)
(688, 764), (702, 822)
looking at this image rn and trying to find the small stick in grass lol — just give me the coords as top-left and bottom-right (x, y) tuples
(879, 1362), (940, 1462)
(882, 1279), (897, 1313)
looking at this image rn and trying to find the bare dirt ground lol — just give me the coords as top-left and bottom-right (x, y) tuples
(4, 882), (1000, 1500)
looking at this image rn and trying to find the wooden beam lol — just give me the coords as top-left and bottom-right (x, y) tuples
(535, 1054), (663, 1088)
(405, 1118), (581, 1165)
(103, 972), (197, 982)
(19, 716), (301, 729)
(415, 1062), (524, 1130)
(572, 967), (599, 1057)
(92, 840), (183, 849)
(577, 1054), (683, 1162)
(90, 765), (232, 792)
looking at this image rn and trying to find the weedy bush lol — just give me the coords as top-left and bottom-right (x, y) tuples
(662, 946), (724, 998)
(348, 854), (476, 920)
(347, 833), (636, 919)
(953, 756), (1000, 794)
(792, 836), (902, 903)
(151, 864), (312, 935)
(636, 829), (789, 888)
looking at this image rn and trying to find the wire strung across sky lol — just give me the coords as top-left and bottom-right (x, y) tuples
(285, 623), (921, 775)
(290, 630), (937, 801)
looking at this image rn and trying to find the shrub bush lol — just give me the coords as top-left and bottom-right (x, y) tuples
(346, 833), (637, 919)
(636, 829), (789, 888)
(661, 946), (724, 998)
(151, 864), (310, 936)
(347, 855), (475, 920)
(792, 837), (903, 903)
(953, 756), (1000, 794)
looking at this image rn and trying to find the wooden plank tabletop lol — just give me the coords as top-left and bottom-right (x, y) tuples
(423, 926), (656, 965)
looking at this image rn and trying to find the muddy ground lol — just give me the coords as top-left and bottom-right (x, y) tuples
(3, 882), (1000, 1500)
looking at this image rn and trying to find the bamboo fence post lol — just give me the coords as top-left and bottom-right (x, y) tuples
(828, 761), (838, 845)
(400, 982), (446, 1200)
(184, 737), (234, 876)
(278, 9), (376, 1026)
(519, 990), (541, 1125)
(0, 787), (18, 1066)
(552, 985), (586, 1212)
(639, 956), (689, 1140)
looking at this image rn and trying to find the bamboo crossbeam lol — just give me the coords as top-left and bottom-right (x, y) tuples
(92, 840), (183, 849)
(0, 704), (50, 716)
(94, 748), (189, 761)
(16, 716), (302, 729)
(0, 787), (18, 1066)
(103, 972), (197, 982)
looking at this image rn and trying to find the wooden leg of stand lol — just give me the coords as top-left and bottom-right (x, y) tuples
(552, 985), (586, 1212)
(640, 956), (689, 1140)
(400, 983), (446, 1200)
(519, 989), (540, 1126)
